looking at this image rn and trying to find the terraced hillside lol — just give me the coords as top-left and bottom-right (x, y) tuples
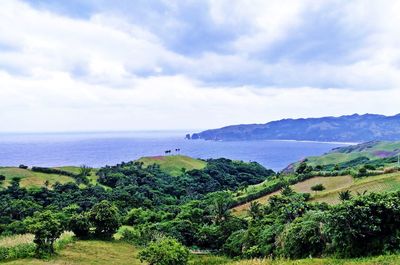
(233, 172), (400, 215)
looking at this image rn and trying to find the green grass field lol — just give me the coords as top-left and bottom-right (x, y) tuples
(137, 155), (207, 176)
(0, 167), (75, 188)
(1, 239), (230, 265)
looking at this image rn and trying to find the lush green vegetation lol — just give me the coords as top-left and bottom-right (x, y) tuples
(2, 146), (400, 264)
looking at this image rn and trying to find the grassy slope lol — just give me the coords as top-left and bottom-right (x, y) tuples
(137, 155), (207, 176)
(0, 167), (75, 188)
(233, 172), (400, 215)
(305, 141), (400, 167)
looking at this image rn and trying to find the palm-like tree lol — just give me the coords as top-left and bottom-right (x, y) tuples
(248, 201), (263, 221)
(338, 190), (352, 201)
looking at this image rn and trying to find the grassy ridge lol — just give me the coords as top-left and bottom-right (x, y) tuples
(0, 167), (75, 188)
(137, 155), (207, 176)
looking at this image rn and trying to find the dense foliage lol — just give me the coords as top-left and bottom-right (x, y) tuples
(2, 156), (400, 261)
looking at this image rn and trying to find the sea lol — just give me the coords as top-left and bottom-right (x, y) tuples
(0, 131), (352, 172)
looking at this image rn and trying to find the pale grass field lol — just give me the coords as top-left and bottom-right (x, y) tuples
(0, 234), (34, 248)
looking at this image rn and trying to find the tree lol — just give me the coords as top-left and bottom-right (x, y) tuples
(207, 191), (233, 224)
(338, 190), (352, 201)
(248, 201), (263, 221)
(280, 211), (327, 259)
(139, 237), (189, 265)
(296, 162), (308, 174)
(79, 165), (92, 177)
(89, 200), (120, 239)
(25, 210), (64, 257)
(358, 166), (367, 176)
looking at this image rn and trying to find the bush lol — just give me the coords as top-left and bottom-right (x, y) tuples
(139, 237), (190, 265)
(0, 175), (5, 181)
(18, 165), (28, 169)
(311, 184), (325, 191)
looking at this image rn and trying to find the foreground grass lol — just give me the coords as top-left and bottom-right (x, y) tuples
(138, 155), (207, 176)
(228, 255), (400, 265)
(3, 240), (140, 265)
(3, 238), (400, 265)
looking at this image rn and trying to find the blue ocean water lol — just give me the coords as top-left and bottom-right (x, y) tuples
(0, 131), (350, 171)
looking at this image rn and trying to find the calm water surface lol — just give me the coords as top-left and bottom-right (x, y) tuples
(0, 131), (350, 171)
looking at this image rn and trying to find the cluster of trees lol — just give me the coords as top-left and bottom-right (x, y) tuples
(96, 158), (274, 207)
(120, 186), (400, 260)
(0, 158), (272, 260)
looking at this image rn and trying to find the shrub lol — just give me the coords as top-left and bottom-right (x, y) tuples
(0, 243), (35, 261)
(0, 175), (5, 181)
(139, 237), (190, 265)
(18, 165), (28, 169)
(311, 184), (325, 191)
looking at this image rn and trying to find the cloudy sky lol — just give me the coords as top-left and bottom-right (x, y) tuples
(1, 0), (400, 132)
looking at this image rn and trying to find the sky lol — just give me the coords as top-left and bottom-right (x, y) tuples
(1, 0), (400, 132)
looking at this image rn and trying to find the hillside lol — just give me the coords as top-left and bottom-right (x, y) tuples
(292, 141), (400, 170)
(233, 141), (400, 215)
(190, 113), (400, 142)
(137, 155), (207, 176)
(0, 156), (205, 188)
(233, 172), (400, 215)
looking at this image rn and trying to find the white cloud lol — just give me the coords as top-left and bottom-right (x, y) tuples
(1, 0), (400, 132)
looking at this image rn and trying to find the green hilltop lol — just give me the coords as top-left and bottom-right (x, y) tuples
(137, 155), (207, 176)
